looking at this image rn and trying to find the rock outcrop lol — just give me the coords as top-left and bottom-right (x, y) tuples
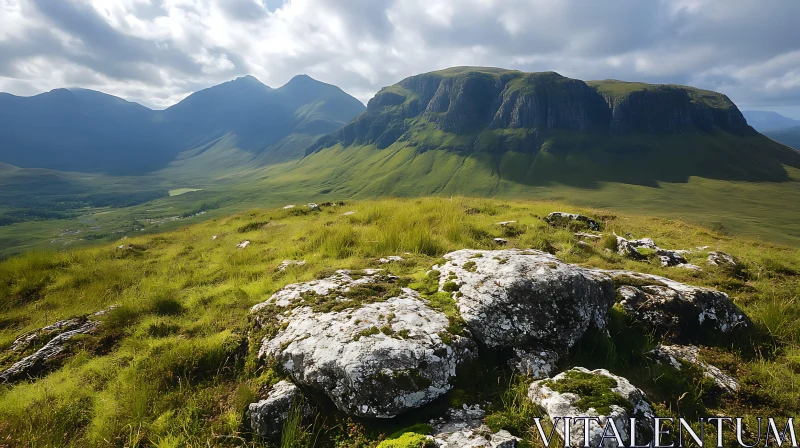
(251, 270), (476, 418)
(430, 405), (519, 448)
(545, 212), (602, 231)
(648, 345), (738, 394)
(707, 251), (739, 270)
(435, 249), (615, 353)
(529, 368), (655, 448)
(608, 271), (751, 342)
(615, 236), (689, 267)
(248, 380), (309, 440)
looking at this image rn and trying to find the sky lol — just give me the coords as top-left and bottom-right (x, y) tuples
(1, 0), (800, 118)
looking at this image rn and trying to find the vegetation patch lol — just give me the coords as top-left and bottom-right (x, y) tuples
(543, 370), (633, 415)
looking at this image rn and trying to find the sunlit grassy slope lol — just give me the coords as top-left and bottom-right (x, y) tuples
(1, 197), (799, 446)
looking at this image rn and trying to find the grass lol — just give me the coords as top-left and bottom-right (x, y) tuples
(0, 197), (798, 446)
(168, 188), (203, 197)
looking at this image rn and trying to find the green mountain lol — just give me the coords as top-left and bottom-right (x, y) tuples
(766, 125), (800, 150)
(310, 67), (800, 187)
(743, 110), (800, 132)
(0, 75), (365, 175)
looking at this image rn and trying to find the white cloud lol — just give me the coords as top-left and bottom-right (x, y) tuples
(0, 0), (798, 115)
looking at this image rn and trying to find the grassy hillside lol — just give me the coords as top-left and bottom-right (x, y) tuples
(766, 125), (800, 150)
(1, 198), (798, 446)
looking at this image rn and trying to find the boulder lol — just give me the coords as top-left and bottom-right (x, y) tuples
(237, 240), (251, 249)
(379, 256), (405, 264)
(248, 380), (309, 440)
(277, 260), (306, 271)
(283, 204), (296, 210)
(251, 270), (476, 418)
(615, 236), (688, 267)
(545, 212), (601, 231)
(707, 251), (738, 269)
(607, 270), (751, 342)
(648, 344), (738, 394)
(529, 368), (655, 448)
(430, 405), (519, 448)
(575, 232), (602, 241)
(307, 203), (321, 211)
(435, 249), (614, 351)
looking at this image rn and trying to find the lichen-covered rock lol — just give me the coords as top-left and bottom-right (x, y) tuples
(277, 260), (306, 271)
(248, 380), (309, 440)
(433, 425), (518, 448)
(251, 270), (476, 418)
(509, 348), (560, 379)
(307, 203), (321, 211)
(0, 310), (109, 384)
(529, 368), (655, 448)
(545, 212), (602, 231)
(379, 256), (405, 264)
(615, 236), (688, 267)
(707, 251), (738, 269)
(237, 240), (250, 249)
(648, 344), (738, 394)
(435, 249), (614, 351)
(607, 271), (751, 342)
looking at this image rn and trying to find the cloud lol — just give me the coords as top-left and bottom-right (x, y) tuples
(0, 0), (798, 115)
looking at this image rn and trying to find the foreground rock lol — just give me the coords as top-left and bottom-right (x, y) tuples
(615, 236), (688, 267)
(435, 249), (614, 352)
(430, 405), (518, 448)
(251, 270), (476, 418)
(545, 212), (602, 231)
(248, 380), (310, 440)
(529, 368), (655, 448)
(648, 345), (738, 394)
(608, 270), (751, 342)
(1, 309), (111, 384)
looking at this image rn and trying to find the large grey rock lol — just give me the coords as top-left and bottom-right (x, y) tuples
(545, 212), (602, 231)
(248, 380), (309, 440)
(0, 310), (109, 384)
(251, 270), (476, 418)
(435, 249), (614, 351)
(648, 344), (739, 394)
(615, 236), (688, 267)
(529, 367), (655, 448)
(607, 270), (751, 342)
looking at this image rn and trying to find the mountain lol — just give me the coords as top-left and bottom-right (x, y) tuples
(0, 75), (365, 175)
(742, 110), (800, 132)
(765, 125), (800, 150)
(309, 67), (800, 187)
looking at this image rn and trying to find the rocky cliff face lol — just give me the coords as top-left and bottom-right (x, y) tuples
(311, 68), (755, 153)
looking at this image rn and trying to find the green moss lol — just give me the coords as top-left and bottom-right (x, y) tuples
(376, 432), (431, 448)
(612, 275), (667, 289)
(442, 281), (459, 292)
(463, 261), (477, 272)
(354, 326), (381, 341)
(543, 370), (633, 415)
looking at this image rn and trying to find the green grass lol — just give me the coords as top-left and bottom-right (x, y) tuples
(168, 188), (203, 197)
(0, 197), (798, 446)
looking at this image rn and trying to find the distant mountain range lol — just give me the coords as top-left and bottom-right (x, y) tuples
(0, 75), (365, 175)
(742, 110), (800, 132)
(308, 67), (800, 188)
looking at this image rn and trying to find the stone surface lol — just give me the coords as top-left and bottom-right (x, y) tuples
(433, 425), (518, 448)
(608, 270), (751, 342)
(529, 368), (655, 448)
(545, 212), (601, 231)
(237, 240), (251, 249)
(707, 251), (738, 269)
(509, 348), (560, 379)
(575, 232), (602, 241)
(615, 236), (688, 267)
(342, 211), (356, 216)
(649, 344), (739, 393)
(277, 260), (306, 271)
(283, 204), (295, 209)
(307, 203), (321, 211)
(379, 256), (405, 264)
(0, 314), (104, 384)
(435, 249), (614, 351)
(493, 238), (508, 245)
(248, 380), (308, 440)
(251, 270), (476, 418)
(496, 221), (517, 227)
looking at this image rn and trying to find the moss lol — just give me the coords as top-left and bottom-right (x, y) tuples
(543, 370), (633, 415)
(612, 275), (667, 289)
(442, 281), (459, 292)
(354, 326), (381, 341)
(376, 432), (431, 448)
(387, 424), (432, 439)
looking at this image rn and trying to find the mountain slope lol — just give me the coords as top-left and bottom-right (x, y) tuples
(742, 110), (800, 132)
(765, 125), (800, 150)
(310, 67), (800, 186)
(0, 75), (365, 175)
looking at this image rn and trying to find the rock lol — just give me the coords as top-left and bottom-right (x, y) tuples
(237, 240), (251, 249)
(307, 203), (321, 211)
(509, 348), (559, 379)
(248, 380), (309, 440)
(277, 260), (307, 271)
(210, 235), (217, 240)
(607, 271), (751, 342)
(433, 425), (518, 448)
(496, 221), (517, 227)
(678, 263), (703, 271)
(283, 204), (296, 210)
(575, 232), (602, 241)
(0, 314), (103, 384)
(492, 238), (508, 245)
(430, 404), (487, 435)
(342, 211), (356, 216)
(251, 270), (476, 418)
(529, 368), (655, 448)
(545, 212), (601, 231)
(379, 256), (405, 264)
(648, 344), (739, 394)
(615, 236), (688, 267)
(435, 249), (614, 352)
(707, 251), (738, 269)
